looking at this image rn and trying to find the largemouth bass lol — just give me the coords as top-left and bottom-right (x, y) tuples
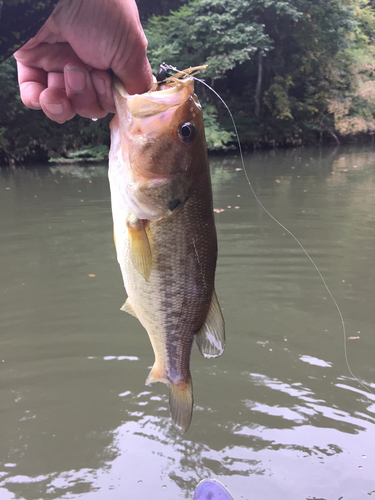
(108, 67), (225, 433)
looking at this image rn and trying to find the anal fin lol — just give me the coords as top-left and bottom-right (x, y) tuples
(195, 290), (225, 358)
(145, 366), (159, 386)
(145, 364), (168, 386)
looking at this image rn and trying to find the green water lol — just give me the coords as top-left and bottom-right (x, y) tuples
(1, 146), (374, 499)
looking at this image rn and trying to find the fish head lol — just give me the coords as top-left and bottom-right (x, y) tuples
(109, 73), (207, 221)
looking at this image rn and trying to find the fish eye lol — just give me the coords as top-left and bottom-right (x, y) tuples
(177, 122), (195, 144)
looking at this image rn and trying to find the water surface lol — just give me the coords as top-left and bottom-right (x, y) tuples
(1, 146), (375, 499)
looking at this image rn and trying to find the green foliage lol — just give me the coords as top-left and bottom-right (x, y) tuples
(49, 144), (109, 163)
(263, 76), (294, 120)
(146, 0), (273, 148)
(202, 105), (234, 149)
(146, 0), (371, 147)
(2, 0), (375, 162)
(146, 0), (272, 80)
(326, 3), (375, 137)
(0, 57), (111, 164)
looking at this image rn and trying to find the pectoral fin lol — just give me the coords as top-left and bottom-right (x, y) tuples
(120, 298), (137, 318)
(126, 216), (152, 280)
(195, 290), (225, 358)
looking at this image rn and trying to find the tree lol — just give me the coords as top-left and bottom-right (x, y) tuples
(146, 0), (272, 81)
(145, 0), (272, 147)
(1, 0), (375, 163)
(0, 57), (110, 164)
(146, 0), (372, 146)
(328, 1), (375, 138)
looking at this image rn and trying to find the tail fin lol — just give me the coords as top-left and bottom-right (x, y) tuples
(169, 380), (193, 433)
(145, 365), (194, 433)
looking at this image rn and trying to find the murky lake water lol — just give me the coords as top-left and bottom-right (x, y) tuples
(1, 145), (375, 500)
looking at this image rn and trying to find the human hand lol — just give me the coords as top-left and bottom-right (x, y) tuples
(14, 0), (153, 123)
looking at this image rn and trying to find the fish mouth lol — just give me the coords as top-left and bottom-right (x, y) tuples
(113, 74), (201, 141)
(113, 75), (196, 120)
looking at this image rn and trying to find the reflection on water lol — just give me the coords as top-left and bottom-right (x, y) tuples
(1, 145), (375, 500)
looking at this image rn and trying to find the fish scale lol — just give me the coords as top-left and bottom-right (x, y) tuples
(108, 68), (225, 432)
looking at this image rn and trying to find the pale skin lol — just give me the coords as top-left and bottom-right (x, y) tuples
(14, 0), (153, 123)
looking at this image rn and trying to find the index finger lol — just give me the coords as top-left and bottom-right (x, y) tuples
(110, 21), (153, 95)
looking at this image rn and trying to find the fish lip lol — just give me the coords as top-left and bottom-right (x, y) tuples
(113, 76), (196, 119)
(114, 76), (192, 100)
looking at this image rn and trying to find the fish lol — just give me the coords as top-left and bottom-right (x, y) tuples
(108, 67), (225, 433)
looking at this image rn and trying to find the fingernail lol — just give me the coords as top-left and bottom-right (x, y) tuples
(92, 73), (106, 95)
(65, 66), (86, 92)
(44, 103), (64, 115)
(31, 101), (41, 109)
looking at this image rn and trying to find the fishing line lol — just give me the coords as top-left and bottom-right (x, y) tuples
(164, 63), (374, 397)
